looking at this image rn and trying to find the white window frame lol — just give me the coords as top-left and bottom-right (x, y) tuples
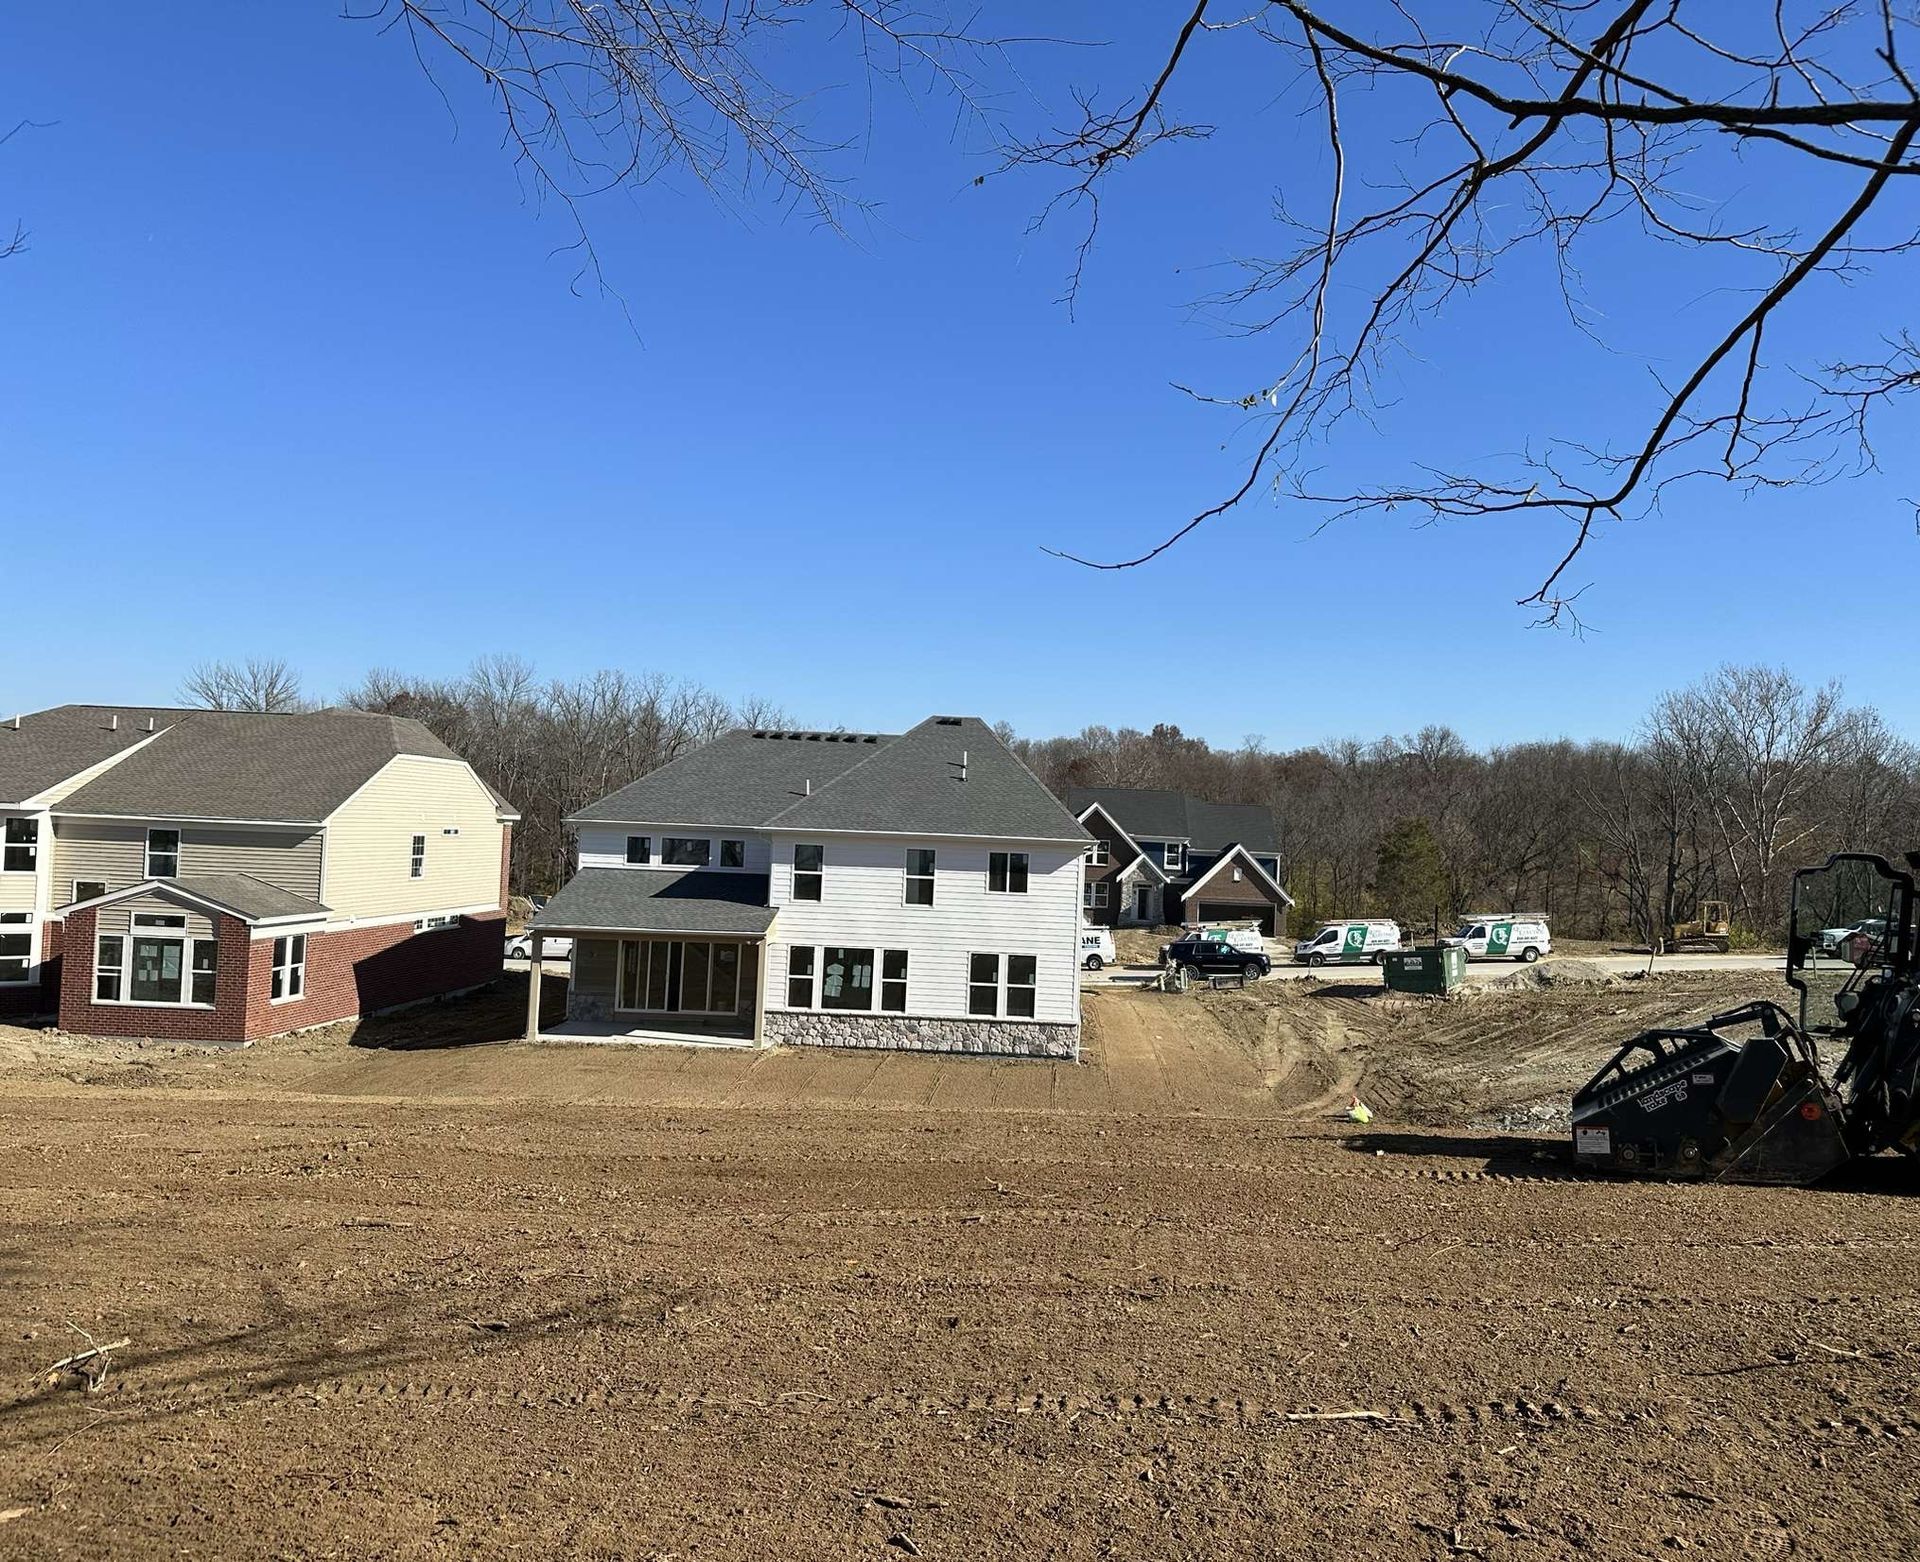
(1084, 839), (1110, 868)
(987, 851), (1029, 895)
(0, 911), (34, 987)
(661, 837), (712, 868)
(1005, 953), (1038, 1019)
(785, 945), (816, 1008)
(967, 952), (1000, 1016)
(409, 834), (427, 880)
(415, 914), (460, 932)
(903, 847), (935, 907)
(145, 827), (180, 879)
(106, 930), (218, 1009)
(1162, 841), (1183, 871)
(1083, 881), (1110, 909)
(71, 879), (107, 907)
(271, 933), (307, 1003)
(792, 844), (824, 902)
(2, 815), (38, 874)
(93, 931), (122, 1001)
(880, 949), (908, 1013)
(719, 839), (746, 869)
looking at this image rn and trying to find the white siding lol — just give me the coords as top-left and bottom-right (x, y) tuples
(764, 833), (1083, 1025)
(321, 756), (505, 921)
(576, 825), (771, 877)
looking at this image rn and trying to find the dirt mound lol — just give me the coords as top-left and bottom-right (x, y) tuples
(1480, 957), (1623, 992)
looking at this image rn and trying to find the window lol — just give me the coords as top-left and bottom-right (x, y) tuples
(625, 835), (651, 865)
(719, 839), (745, 869)
(792, 844), (823, 901)
(616, 939), (749, 1013)
(133, 913), (186, 930)
(415, 915), (459, 932)
(1163, 841), (1183, 872)
(881, 950), (908, 1013)
(190, 940), (218, 1006)
(145, 828), (180, 879)
(409, 834), (426, 879)
(3, 816), (37, 873)
(1006, 954), (1038, 1019)
(786, 945), (815, 1007)
(663, 837), (711, 867)
(94, 934), (122, 1000)
(128, 937), (183, 1003)
(820, 947), (874, 1011)
(968, 953), (1000, 1016)
(71, 880), (106, 906)
(0, 912), (31, 985)
(987, 851), (1029, 894)
(904, 848), (935, 906)
(271, 934), (307, 1002)
(1084, 881), (1110, 910)
(1084, 839), (1110, 868)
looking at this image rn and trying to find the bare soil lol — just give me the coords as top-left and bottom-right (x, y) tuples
(3, 974), (1916, 1561)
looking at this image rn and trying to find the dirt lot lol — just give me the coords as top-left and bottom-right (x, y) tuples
(4, 975), (1918, 1560)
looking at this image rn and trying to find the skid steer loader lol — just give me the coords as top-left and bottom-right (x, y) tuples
(1570, 852), (1920, 1184)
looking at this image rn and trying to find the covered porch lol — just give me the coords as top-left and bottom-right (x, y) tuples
(524, 868), (776, 1048)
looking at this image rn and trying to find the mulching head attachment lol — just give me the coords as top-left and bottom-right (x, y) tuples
(1570, 1001), (1850, 1185)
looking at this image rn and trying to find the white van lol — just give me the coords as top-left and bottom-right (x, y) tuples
(1293, 919), (1402, 965)
(1079, 928), (1116, 971)
(1447, 915), (1551, 962)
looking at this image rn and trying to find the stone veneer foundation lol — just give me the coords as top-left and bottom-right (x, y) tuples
(764, 1011), (1078, 1059)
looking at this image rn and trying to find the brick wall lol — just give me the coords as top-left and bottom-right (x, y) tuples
(55, 908), (505, 1043)
(241, 912), (506, 1038)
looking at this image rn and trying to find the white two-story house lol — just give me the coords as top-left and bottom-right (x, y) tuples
(527, 715), (1091, 1057)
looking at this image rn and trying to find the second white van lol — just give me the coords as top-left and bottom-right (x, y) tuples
(1447, 916), (1552, 962)
(1293, 919), (1402, 965)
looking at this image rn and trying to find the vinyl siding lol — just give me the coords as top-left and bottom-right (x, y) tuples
(51, 819), (323, 907)
(576, 825), (771, 876)
(98, 893), (215, 940)
(321, 756), (507, 921)
(764, 833), (1082, 1025)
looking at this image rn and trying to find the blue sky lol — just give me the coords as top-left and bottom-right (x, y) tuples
(2, 4), (1914, 750)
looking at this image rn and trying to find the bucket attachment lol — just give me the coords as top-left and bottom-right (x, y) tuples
(1570, 1002), (1851, 1185)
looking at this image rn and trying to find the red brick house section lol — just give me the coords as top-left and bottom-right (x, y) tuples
(57, 904), (252, 1043)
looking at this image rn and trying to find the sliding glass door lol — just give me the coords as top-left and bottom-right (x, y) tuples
(615, 939), (756, 1015)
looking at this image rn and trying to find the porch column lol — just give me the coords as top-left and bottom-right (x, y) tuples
(525, 930), (544, 1042)
(752, 939), (768, 1047)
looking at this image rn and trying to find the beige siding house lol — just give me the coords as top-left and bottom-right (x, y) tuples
(0, 705), (516, 1042)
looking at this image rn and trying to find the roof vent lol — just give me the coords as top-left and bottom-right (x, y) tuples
(863, 735), (878, 744)
(934, 716), (963, 726)
(109, 714), (119, 731)
(806, 733), (822, 741)
(787, 733), (803, 741)
(7, 714), (18, 731)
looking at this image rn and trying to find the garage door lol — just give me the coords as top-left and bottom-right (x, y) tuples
(1195, 901), (1276, 936)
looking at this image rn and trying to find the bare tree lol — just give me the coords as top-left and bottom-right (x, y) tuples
(1007, 4), (1920, 616)
(180, 657), (309, 713)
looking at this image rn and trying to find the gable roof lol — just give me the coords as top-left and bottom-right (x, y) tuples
(1059, 786), (1277, 854)
(52, 708), (478, 824)
(1179, 843), (1295, 906)
(574, 717), (1090, 843)
(0, 705), (188, 805)
(67, 873), (329, 925)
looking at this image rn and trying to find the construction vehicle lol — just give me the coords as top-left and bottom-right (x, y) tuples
(1570, 851), (1920, 1184)
(1665, 898), (1731, 953)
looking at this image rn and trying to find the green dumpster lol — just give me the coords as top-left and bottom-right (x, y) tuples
(1382, 944), (1467, 995)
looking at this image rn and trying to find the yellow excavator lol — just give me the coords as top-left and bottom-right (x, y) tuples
(1666, 898), (1731, 953)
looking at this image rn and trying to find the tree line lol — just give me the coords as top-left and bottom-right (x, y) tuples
(180, 658), (1917, 942)
(1011, 666), (1920, 945)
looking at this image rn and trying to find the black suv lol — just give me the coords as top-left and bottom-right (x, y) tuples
(1164, 937), (1270, 980)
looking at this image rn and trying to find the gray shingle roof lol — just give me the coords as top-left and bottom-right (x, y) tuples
(531, 868), (777, 936)
(572, 717), (1087, 843)
(52, 707), (475, 823)
(571, 728), (891, 827)
(165, 874), (330, 922)
(767, 717), (1089, 841)
(1063, 786), (1277, 854)
(0, 705), (194, 805)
